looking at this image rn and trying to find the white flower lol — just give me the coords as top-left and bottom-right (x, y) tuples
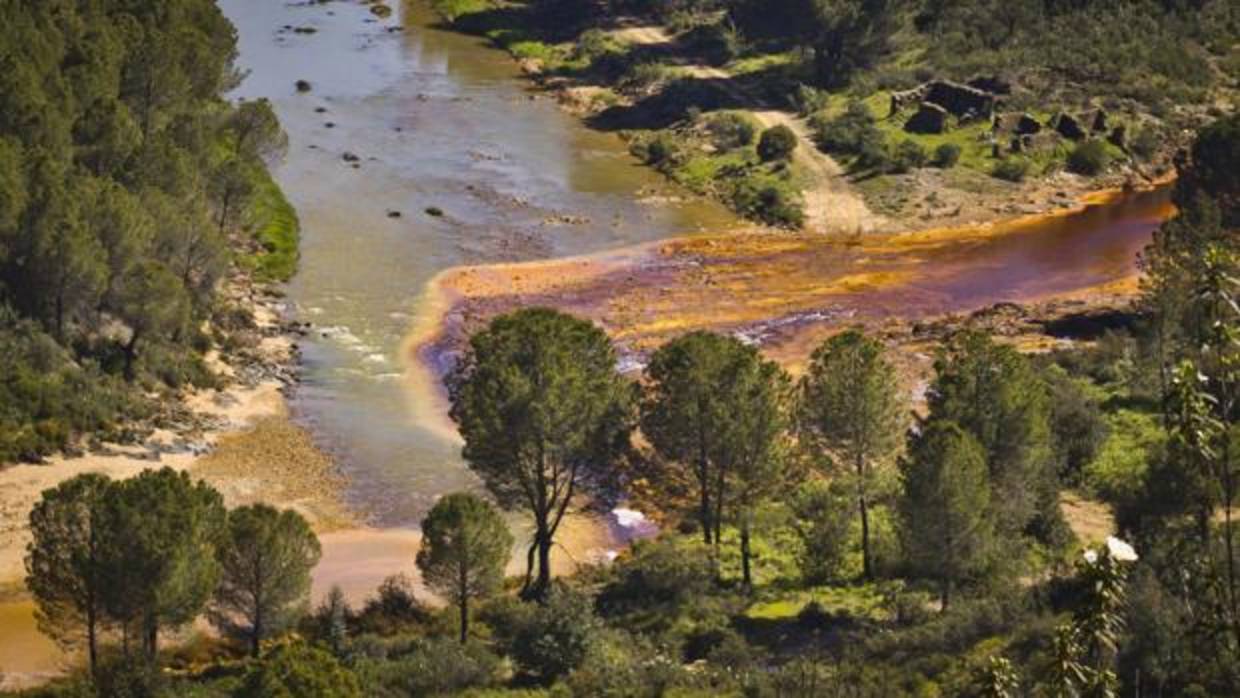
(1083, 549), (1098, 564)
(1106, 536), (1139, 562)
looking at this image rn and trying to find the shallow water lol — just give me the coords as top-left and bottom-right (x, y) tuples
(220, 0), (739, 526)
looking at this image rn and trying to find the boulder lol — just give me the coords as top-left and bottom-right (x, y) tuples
(892, 79), (1000, 119)
(1016, 113), (1042, 135)
(967, 75), (1013, 95)
(890, 85), (928, 116)
(905, 102), (950, 134)
(924, 80), (998, 119)
(1053, 112), (1086, 140)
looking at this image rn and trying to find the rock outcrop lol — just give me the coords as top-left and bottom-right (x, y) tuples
(905, 102), (950, 134)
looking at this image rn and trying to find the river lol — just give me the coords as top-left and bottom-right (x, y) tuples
(0, 0), (1171, 685)
(220, 0), (739, 528)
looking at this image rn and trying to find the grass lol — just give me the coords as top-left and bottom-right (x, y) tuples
(726, 50), (799, 76)
(745, 583), (890, 622)
(430, 0), (495, 22)
(244, 166), (300, 283)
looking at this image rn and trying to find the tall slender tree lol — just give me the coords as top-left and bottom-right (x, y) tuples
(720, 353), (791, 590)
(928, 330), (1060, 544)
(643, 331), (756, 546)
(210, 504), (322, 657)
(899, 420), (993, 609)
(416, 492), (513, 642)
(448, 308), (633, 599)
(798, 330), (905, 579)
(24, 473), (113, 675)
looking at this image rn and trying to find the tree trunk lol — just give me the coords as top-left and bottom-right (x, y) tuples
(699, 469), (713, 545)
(535, 527), (552, 600)
(251, 613), (262, 658)
(859, 493), (872, 580)
(940, 578), (951, 612)
(123, 331), (141, 382)
(144, 618), (158, 662)
(87, 605), (98, 676)
(524, 513), (553, 602)
(519, 539), (537, 597)
(459, 597), (469, 644)
(740, 518), (753, 591)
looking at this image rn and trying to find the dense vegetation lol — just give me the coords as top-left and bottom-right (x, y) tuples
(432, 0), (1236, 224)
(0, 0), (296, 463)
(12, 114), (1235, 697)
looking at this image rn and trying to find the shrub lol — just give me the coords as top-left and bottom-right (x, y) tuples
(1067, 139), (1112, 175)
(353, 574), (433, 636)
(237, 640), (362, 698)
(622, 62), (674, 92)
(758, 125), (798, 162)
(991, 157), (1031, 182)
(706, 112), (757, 150)
(855, 136), (892, 172)
(890, 140), (929, 173)
(597, 538), (715, 629)
(812, 101), (882, 156)
(934, 142), (962, 168)
(1130, 127), (1161, 161)
(486, 585), (600, 683)
(369, 638), (501, 696)
(638, 133), (684, 170)
(794, 84), (831, 115)
(731, 176), (805, 228)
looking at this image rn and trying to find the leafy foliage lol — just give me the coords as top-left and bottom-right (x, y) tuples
(448, 308), (634, 598)
(417, 492), (513, 643)
(210, 504), (321, 657)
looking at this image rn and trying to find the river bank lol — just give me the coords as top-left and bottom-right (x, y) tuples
(428, 3), (1181, 237)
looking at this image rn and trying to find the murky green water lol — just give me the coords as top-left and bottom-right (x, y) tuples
(220, 0), (739, 525)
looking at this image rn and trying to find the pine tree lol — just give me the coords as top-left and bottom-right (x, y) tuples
(798, 330), (905, 579)
(447, 308), (633, 599)
(210, 504), (321, 657)
(416, 492), (513, 642)
(899, 421), (993, 609)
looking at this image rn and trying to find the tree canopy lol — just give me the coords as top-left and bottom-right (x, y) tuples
(417, 492), (514, 642)
(448, 308), (634, 598)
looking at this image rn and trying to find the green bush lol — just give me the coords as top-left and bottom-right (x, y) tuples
(812, 101), (883, 157)
(0, 317), (152, 463)
(483, 585), (601, 684)
(352, 574), (434, 636)
(731, 175), (805, 228)
(934, 142), (962, 168)
(622, 62), (674, 92)
(991, 157), (1031, 182)
(638, 133), (685, 170)
(890, 140), (929, 173)
(597, 538), (715, 632)
(364, 638), (502, 697)
(237, 640), (362, 698)
(1067, 139), (1112, 175)
(706, 112), (757, 150)
(757, 124), (798, 162)
(792, 480), (853, 584)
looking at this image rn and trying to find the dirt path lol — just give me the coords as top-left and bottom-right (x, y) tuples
(614, 25), (884, 234)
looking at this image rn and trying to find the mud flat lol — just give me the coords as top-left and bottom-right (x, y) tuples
(412, 184), (1173, 384)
